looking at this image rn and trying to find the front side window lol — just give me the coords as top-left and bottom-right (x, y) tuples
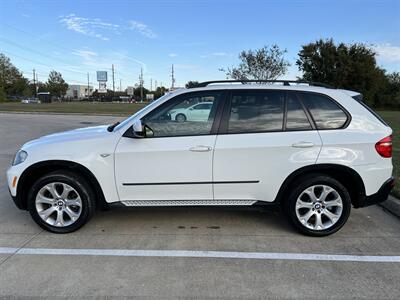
(300, 93), (348, 129)
(142, 92), (222, 137)
(227, 90), (285, 133)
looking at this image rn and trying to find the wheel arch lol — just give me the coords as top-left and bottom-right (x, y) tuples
(275, 164), (366, 208)
(16, 160), (107, 210)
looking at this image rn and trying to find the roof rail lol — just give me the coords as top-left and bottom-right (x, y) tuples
(193, 80), (334, 89)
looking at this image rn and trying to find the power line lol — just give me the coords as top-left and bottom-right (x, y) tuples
(33, 69), (36, 97)
(0, 37), (83, 69)
(139, 67), (144, 102)
(112, 64), (115, 96)
(2, 50), (88, 76)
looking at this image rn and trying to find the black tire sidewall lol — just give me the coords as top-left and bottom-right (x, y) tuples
(285, 174), (351, 237)
(28, 171), (95, 233)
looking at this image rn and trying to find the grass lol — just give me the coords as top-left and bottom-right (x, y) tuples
(0, 101), (147, 116)
(0, 102), (398, 197)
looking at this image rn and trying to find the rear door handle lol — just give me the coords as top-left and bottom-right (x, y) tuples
(189, 145), (212, 152)
(292, 142), (314, 148)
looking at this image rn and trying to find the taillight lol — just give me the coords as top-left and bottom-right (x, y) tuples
(375, 135), (392, 158)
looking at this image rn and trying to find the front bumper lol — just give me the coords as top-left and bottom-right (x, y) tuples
(360, 177), (395, 207)
(7, 165), (26, 210)
(9, 188), (25, 210)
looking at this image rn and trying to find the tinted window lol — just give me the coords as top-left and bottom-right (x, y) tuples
(286, 94), (312, 130)
(301, 93), (348, 129)
(228, 90), (285, 133)
(143, 92), (221, 137)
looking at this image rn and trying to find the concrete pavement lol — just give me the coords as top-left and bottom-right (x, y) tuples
(0, 113), (399, 299)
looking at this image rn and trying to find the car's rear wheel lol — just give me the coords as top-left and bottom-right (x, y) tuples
(284, 174), (351, 237)
(175, 113), (186, 123)
(28, 170), (96, 233)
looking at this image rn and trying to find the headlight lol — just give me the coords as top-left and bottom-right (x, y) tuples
(13, 150), (28, 166)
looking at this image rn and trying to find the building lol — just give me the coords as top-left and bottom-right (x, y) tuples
(37, 92), (51, 103)
(66, 85), (93, 100)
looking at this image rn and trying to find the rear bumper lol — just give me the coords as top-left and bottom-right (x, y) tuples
(359, 177), (395, 208)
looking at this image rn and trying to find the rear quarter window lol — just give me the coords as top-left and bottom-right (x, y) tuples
(300, 93), (348, 129)
(352, 95), (388, 126)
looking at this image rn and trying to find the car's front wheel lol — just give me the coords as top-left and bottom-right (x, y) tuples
(28, 170), (96, 233)
(284, 174), (351, 237)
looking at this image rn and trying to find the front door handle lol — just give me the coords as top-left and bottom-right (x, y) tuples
(189, 145), (212, 152)
(292, 142), (314, 148)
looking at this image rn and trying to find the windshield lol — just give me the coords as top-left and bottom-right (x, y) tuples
(113, 94), (172, 131)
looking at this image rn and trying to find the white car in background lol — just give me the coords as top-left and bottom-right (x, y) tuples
(169, 102), (213, 122)
(7, 80), (394, 236)
(21, 98), (41, 104)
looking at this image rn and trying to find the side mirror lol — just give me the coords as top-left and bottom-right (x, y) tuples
(132, 120), (145, 138)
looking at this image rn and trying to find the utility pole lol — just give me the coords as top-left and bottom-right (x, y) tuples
(171, 64), (175, 90)
(120, 79), (122, 92)
(112, 64), (115, 98)
(33, 69), (37, 97)
(150, 78), (152, 92)
(155, 80), (157, 90)
(139, 67), (144, 102)
(87, 73), (90, 98)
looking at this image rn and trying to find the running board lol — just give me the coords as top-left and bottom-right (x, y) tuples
(120, 200), (257, 207)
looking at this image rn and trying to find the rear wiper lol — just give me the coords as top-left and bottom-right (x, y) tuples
(107, 121), (120, 132)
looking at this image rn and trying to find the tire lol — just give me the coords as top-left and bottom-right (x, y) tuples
(27, 170), (96, 233)
(175, 113), (186, 123)
(283, 174), (351, 237)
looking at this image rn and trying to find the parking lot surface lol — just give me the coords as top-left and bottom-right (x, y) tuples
(0, 113), (399, 299)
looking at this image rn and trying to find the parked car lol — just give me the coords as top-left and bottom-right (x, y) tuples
(21, 98), (41, 104)
(7, 80), (394, 236)
(169, 102), (214, 122)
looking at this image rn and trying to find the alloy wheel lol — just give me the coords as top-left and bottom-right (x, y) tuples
(35, 182), (82, 227)
(295, 184), (343, 230)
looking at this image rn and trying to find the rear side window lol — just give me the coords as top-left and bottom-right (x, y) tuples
(301, 93), (348, 129)
(286, 93), (312, 130)
(228, 90), (285, 133)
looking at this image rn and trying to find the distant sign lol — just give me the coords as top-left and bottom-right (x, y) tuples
(99, 82), (107, 93)
(97, 71), (108, 82)
(127, 86), (134, 96)
(146, 94), (154, 101)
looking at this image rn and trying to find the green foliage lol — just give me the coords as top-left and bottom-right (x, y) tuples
(153, 86), (167, 99)
(226, 45), (290, 81)
(185, 81), (200, 88)
(0, 53), (29, 97)
(0, 86), (6, 102)
(46, 70), (68, 98)
(296, 39), (399, 108)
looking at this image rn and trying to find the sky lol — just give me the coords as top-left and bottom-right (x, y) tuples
(0, 0), (399, 90)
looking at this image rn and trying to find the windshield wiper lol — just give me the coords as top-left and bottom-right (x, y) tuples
(107, 121), (120, 132)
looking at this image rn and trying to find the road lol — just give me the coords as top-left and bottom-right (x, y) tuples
(0, 113), (399, 299)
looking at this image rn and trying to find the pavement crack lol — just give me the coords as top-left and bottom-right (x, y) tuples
(0, 230), (43, 268)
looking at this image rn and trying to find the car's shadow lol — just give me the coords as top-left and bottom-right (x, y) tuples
(85, 205), (295, 235)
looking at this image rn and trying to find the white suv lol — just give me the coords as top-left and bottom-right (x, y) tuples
(7, 80), (395, 236)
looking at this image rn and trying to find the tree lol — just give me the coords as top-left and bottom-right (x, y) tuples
(381, 72), (400, 109)
(46, 70), (68, 98)
(154, 86), (166, 99)
(296, 39), (388, 107)
(185, 81), (200, 88)
(0, 53), (29, 96)
(0, 86), (6, 102)
(225, 45), (290, 81)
